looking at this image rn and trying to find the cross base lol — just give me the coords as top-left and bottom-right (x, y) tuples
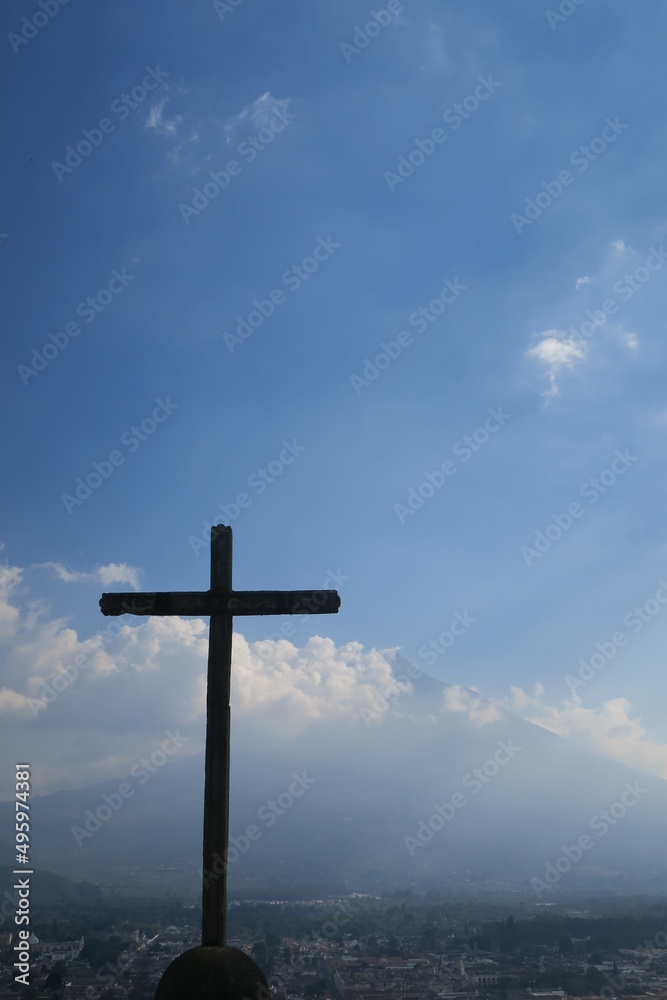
(154, 945), (270, 1000)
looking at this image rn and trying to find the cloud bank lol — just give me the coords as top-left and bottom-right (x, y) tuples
(2, 561), (667, 795)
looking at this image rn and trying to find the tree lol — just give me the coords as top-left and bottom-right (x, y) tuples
(304, 979), (326, 998)
(559, 934), (574, 954)
(129, 970), (153, 1000)
(44, 969), (65, 998)
(17, 986), (40, 1000)
(252, 941), (269, 970)
(420, 924), (436, 951)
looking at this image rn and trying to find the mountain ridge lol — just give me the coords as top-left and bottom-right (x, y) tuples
(3, 670), (665, 899)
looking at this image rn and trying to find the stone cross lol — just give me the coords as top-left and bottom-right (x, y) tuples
(100, 525), (340, 995)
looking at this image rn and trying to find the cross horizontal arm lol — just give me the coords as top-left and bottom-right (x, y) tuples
(99, 590), (341, 618)
(100, 592), (213, 617)
(228, 590), (340, 616)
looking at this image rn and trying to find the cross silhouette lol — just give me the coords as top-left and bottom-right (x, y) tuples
(100, 524), (340, 947)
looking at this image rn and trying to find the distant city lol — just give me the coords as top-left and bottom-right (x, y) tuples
(3, 891), (667, 1000)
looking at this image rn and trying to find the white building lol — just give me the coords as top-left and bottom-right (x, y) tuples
(29, 933), (84, 964)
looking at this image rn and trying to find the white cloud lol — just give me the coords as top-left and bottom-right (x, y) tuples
(442, 684), (501, 726)
(146, 89), (292, 168)
(526, 332), (585, 369)
(96, 563), (141, 590)
(526, 331), (587, 401)
(0, 686), (35, 716)
(0, 562), (22, 642)
(2, 578), (401, 737)
(623, 330), (639, 351)
(0, 621), (407, 792)
(0, 566), (403, 792)
(502, 686), (667, 780)
(145, 97), (182, 136)
(222, 92), (292, 143)
(6, 564), (667, 795)
(146, 98), (166, 130)
(231, 634), (408, 737)
(34, 562), (141, 590)
(612, 239), (628, 253)
(575, 275), (590, 290)
(0, 608), (210, 792)
(35, 563), (88, 583)
(167, 131), (200, 164)
(422, 22), (450, 70)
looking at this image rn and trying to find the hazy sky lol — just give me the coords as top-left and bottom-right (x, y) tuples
(2, 1), (667, 799)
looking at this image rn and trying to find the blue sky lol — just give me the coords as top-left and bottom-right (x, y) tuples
(2, 0), (667, 797)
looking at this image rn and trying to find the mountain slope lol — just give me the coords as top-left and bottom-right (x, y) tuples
(3, 673), (665, 899)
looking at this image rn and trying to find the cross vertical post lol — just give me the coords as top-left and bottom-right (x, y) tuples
(99, 523), (341, 997)
(202, 524), (233, 946)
